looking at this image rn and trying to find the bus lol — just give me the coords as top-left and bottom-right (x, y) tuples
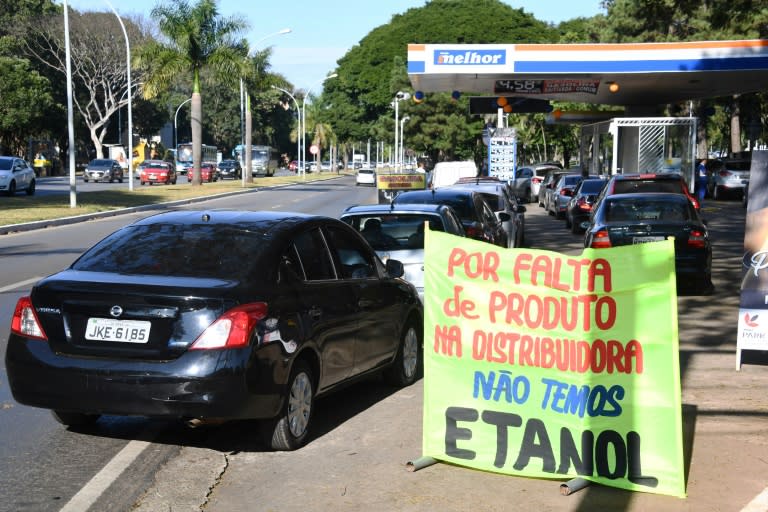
(234, 144), (278, 177)
(176, 142), (217, 176)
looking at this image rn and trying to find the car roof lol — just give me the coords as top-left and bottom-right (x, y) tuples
(610, 172), (684, 180)
(604, 192), (690, 202)
(394, 188), (478, 201)
(342, 203), (451, 215)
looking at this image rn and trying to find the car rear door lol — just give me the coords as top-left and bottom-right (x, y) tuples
(324, 225), (404, 374)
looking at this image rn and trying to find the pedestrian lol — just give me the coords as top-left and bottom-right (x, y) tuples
(416, 161), (426, 173)
(696, 158), (708, 204)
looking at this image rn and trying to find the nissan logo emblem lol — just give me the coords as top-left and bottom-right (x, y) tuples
(110, 305), (123, 318)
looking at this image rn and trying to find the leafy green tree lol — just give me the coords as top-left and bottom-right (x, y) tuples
(0, 57), (55, 155)
(322, 0), (558, 164)
(135, 0), (248, 185)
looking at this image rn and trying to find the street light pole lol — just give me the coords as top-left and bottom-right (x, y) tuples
(393, 91), (410, 172)
(301, 73), (338, 177)
(174, 97), (192, 153)
(241, 28), (291, 186)
(272, 86), (302, 178)
(63, 0), (76, 207)
(400, 115), (410, 170)
(104, 0), (133, 190)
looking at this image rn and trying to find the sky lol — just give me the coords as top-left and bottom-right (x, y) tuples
(67, 0), (603, 91)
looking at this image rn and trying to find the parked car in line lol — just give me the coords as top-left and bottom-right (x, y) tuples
(356, 168), (376, 186)
(707, 158), (751, 200)
(187, 162), (218, 182)
(510, 163), (561, 203)
(565, 178), (608, 233)
(584, 192), (713, 294)
(83, 158), (124, 183)
(218, 159), (242, 180)
(537, 168), (570, 207)
(447, 179), (526, 248)
(544, 173), (585, 218)
(392, 188), (509, 247)
(429, 161), (478, 189)
(594, 172), (700, 211)
(139, 160), (176, 186)
(0, 156), (36, 196)
(288, 160), (299, 172)
(340, 203), (466, 302)
(5, 210), (423, 451)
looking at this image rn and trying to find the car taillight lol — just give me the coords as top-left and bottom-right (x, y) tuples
(590, 230), (612, 248)
(688, 229), (707, 249)
(577, 198), (592, 212)
(719, 170), (731, 177)
(11, 296), (47, 340)
(532, 177), (542, 184)
(190, 302), (268, 350)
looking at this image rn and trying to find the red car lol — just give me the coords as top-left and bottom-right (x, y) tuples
(289, 160), (298, 172)
(187, 163), (218, 183)
(139, 160), (176, 185)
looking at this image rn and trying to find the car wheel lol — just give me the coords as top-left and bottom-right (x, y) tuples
(713, 185), (721, 200)
(83, 177), (88, 183)
(118, 176), (123, 183)
(571, 218), (581, 234)
(6, 180), (16, 196)
(172, 178), (177, 185)
(51, 410), (100, 427)
(524, 188), (531, 203)
(26, 179), (36, 196)
(385, 323), (421, 386)
(265, 362), (314, 451)
(565, 215), (572, 229)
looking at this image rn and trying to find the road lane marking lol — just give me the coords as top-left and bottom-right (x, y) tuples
(0, 277), (43, 294)
(60, 432), (159, 512)
(741, 486), (768, 512)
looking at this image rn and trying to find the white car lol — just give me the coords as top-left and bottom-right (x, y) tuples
(356, 168), (376, 186)
(340, 203), (466, 303)
(0, 156), (36, 196)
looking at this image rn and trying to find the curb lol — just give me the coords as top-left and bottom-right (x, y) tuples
(0, 175), (348, 236)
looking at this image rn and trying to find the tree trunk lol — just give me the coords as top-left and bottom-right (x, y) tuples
(191, 91), (203, 185)
(730, 94), (742, 156)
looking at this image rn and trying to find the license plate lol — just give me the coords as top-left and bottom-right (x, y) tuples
(85, 317), (151, 343)
(633, 236), (664, 244)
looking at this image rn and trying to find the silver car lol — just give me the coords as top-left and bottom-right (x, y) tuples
(707, 158), (750, 200)
(340, 203), (466, 302)
(0, 156), (36, 196)
(510, 164), (561, 203)
(83, 158), (124, 183)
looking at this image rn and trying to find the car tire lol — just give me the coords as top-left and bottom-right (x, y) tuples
(384, 322), (422, 387)
(26, 180), (35, 196)
(83, 177), (88, 183)
(524, 188), (531, 203)
(264, 361), (314, 451)
(571, 218), (581, 234)
(118, 176), (123, 183)
(713, 185), (721, 200)
(51, 410), (100, 427)
(172, 178), (177, 185)
(565, 215), (572, 229)
(6, 180), (15, 196)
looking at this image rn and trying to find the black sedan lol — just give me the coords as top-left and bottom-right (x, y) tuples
(584, 193), (713, 294)
(392, 188), (510, 247)
(565, 178), (607, 233)
(218, 159), (242, 179)
(6, 210), (423, 450)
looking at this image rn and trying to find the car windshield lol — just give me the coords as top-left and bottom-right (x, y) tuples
(344, 213), (443, 250)
(580, 180), (607, 193)
(90, 160), (112, 166)
(606, 198), (691, 222)
(72, 224), (267, 280)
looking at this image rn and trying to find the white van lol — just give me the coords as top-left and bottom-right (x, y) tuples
(429, 161), (478, 189)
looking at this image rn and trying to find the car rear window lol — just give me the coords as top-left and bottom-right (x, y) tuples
(72, 224), (266, 280)
(606, 198), (691, 222)
(343, 213), (443, 250)
(612, 179), (681, 194)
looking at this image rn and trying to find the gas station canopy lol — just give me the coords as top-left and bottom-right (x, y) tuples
(407, 40), (768, 108)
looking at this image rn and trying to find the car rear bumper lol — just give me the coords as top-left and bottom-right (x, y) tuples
(6, 335), (287, 420)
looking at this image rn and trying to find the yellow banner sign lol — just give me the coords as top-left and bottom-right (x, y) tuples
(422, 230), (685, 497)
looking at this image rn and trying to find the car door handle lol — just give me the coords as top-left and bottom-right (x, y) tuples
(308, 306), (322, 319)
(358, 299), (375, 308)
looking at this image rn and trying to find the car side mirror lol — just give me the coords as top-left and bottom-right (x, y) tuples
(385, 259), (404, 278)
(498, 212), (511, 222)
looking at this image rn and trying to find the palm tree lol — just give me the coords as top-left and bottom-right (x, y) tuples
(134, 0), (248, 185)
